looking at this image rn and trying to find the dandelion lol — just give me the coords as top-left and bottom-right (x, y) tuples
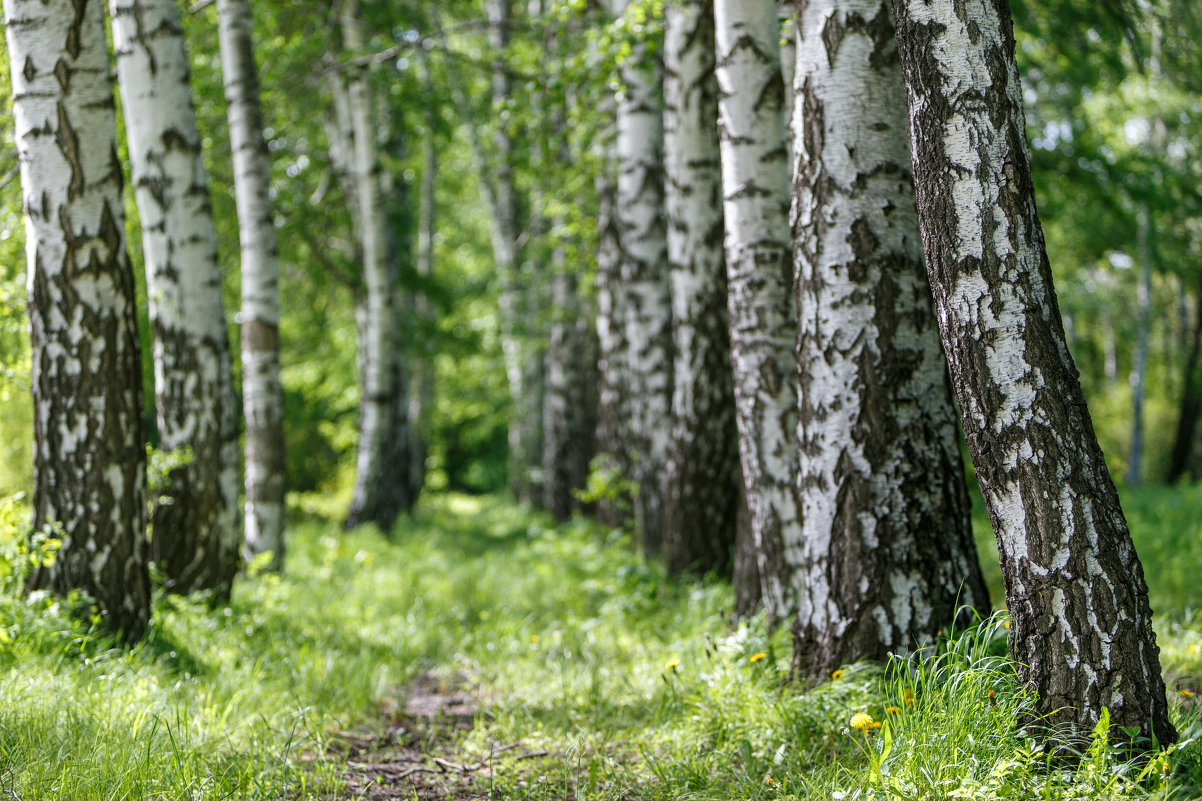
(530, 634), (540, 643)
(831, 669), (844, 680)
(850, 712), (876, 731)
(1180, 689), (1195, 698)
(903, 688), (914, 706)
(764, 775), (775, 784)
(1003, 619), (1011, 629)
(750, 652), (767, 663)
(1163, 760), (1171, 774)
(1191, 644), (1200, 655)
(885, 706), (901, 715)
(665, 659), (681, 670)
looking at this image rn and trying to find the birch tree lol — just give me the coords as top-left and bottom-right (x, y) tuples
(791, 0), (989, 679)
(890, 0), (1176, 747)
(715, 0), (801, 617)
(111, 0), (240, 596)
(217, 0), (287, 567)
(340, 0), (410, 531)
(5, 0), (150, 637)
(661, 0), (740, 575)
(613, 0), (672, 554)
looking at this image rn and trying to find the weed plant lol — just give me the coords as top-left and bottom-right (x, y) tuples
(0, 491), (1200, 799)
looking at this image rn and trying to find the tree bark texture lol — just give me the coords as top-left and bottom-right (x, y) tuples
(891, 0), (1176, 748)
(5, 0), (150, 638)
(613, 0), (672, 555)
(217, 0), (287, 568)
(1167, 269), (1202, 484)
(779, 0), (796, 159)
(341, 0), (409, 532)
(662, 0), (740, 576)
(1128, 205), (1152, 485)
(791, 0), (989, 680)
(408, 52), (437, 501)
(716, 0), (801, 619)
(111, 0), (240, 597)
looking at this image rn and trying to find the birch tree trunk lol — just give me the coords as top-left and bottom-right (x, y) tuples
(111, 0), (240, 597)
(661, 0), (739, 575)
(1128, 205), (1152, 485)
(715, 0), (801, 618)
(791, 0), (988, 679)
(408, 52), (437, 501)
(891, 0), (1176, 748)
(341, 0), (407, 531)
(5, 0), (150, 638)
(217, 0), (287, 568)
(543, 243), (590, 519)
(613, 0), (672, 554)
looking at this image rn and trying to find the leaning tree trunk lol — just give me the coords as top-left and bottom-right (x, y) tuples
(613, 0), (672, 555)
(217, 0), (287, 568)
(715, 0), (802, 619)
(791, 0), (989, 680)
(5, 0), (150, 639)
(111, 0), (240, 597)
(891, 0), (1176, 749)
(341, 0), (407, 532)
(661, 0), (740, 576)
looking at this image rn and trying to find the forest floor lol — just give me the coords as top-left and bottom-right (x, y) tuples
(2, 489), (1202, 799)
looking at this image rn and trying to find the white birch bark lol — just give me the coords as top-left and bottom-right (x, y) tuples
(217, 0), (287, 568)
(341, 0), (405, 531)
(111, 0), (240, 596)
(779, 0), (796, 160)
(613, 0), (672, 554)
(662, 0), (740, 575)
(5, 0), (150, 637)
(715, 0), (801, 618)
(891, 0), (1176, 747)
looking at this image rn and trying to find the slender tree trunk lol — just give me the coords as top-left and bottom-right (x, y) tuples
(111, 0), (240, 597)
(5, 0), (150, 638)
(891, 0), (1176, 749)
(613, 0), (672, 555)
(791, 0), (988, 679)
(341, 0), (407, 531)
(217, 0), (287, 568)
(1167, 268), (1202, 484)
(661, 0), (740, 575)
(543, 241), (590, 519)
(1103, 315), (1118, 384)
(715, 0), (801, 619)
(1128, 204), (1152, 485)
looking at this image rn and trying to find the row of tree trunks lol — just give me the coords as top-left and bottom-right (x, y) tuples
(111, 0), (240, 598)
(662, 0), (741, 575)
(217, 0), (288, 567)
(5, 0), (151, 638)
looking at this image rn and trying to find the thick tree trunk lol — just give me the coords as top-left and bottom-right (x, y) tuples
(791, 0), (988, 679)
(613, 0), (672, 555)
(111, 0), (240, 597)
(217, 0), (287, 568)
(1128, 205), (1152, 485)
(715, 0), (801, 618)
(6, 0), (150, 638)
(341, 0), (407, 532)
(891, 0), (1176, 749)
(662, 0), (740, 576)
(732, 476), (761, 617)
(543, 246), (590, 519)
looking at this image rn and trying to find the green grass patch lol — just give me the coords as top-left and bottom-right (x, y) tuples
(0, 489), (1200, 799)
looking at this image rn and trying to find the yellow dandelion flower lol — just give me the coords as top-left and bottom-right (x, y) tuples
(750, 652), (767, 663)
(871, 721), (882, 729)
(903, 688), (914, 705)
(987, 690), (995, 699)
(850, 712), (876, 731)
(885, 705), (901, 715)
(831, 669), (844, 680)
(1163, 761), (1171, 773)
(764, 775), (775, 784)
(665, 659), (681, 670)
(1180, 689), (1195, 698)
(530, 634), (540, 643)
(1003, 619), (1011, 629)
(1191, 644), (1199, 655)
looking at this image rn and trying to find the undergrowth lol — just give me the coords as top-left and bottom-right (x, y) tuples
(0, 490), (1200, 799)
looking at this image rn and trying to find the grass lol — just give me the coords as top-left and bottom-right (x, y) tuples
(0, 488), (1200, 799)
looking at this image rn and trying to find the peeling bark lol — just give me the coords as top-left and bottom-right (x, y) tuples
(111, 0), (240, 596)
(216, 0), (287, 568)
(891, 0), (1175, 748)
(791, 0), (988, 680)
(5, 0), (150, 638)
(662, 0), (740, 576)
(715, 0), (801, 617)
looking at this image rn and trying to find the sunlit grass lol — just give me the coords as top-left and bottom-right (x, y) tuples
(0, 489), (1201, 799)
